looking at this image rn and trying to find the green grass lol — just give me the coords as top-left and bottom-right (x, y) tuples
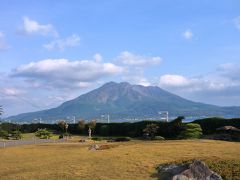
(21, 133), (35, 139)
(0, 140), (239, 179)
(21, 133), (60, 140)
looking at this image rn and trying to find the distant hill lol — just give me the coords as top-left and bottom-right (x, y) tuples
(7, 82), (240, 122)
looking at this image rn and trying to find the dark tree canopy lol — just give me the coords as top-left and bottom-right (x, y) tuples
(78, 119), (85, 130)
(143, 123), (159, 139)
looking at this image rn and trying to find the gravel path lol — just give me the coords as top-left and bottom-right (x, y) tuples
(0, 138), (66, 148)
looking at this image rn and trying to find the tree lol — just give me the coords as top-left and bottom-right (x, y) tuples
(78, 119), (85, 133)
(169, 116), (185, 137)
(0, 130), (8, 139)
(178, 123), (203, 139)
(35, 128), (52, 139)
(58, 120), (68, 133)
(87, 120), (97, 138)
(143, 123), (159, 140)
(11, 130), (22, 140)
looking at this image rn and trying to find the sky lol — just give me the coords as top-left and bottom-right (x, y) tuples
(0, 0), (240, 116)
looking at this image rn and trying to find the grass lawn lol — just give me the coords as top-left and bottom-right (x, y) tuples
(21, 133), (61, 140)
(0, 140), (239, 180)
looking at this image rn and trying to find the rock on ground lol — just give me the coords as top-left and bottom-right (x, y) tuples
(158, 160), (222, 180)
(88, 144), (100, 150)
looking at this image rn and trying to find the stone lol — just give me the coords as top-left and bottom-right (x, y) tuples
(182, 160), (212, 179)
(172, 175), (189, 180)
(79, 139), (86, 143)
(157, 160), (222, 180)
(88, 144), (99, 150)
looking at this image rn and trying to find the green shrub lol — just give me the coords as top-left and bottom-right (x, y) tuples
(178, 123), (203, 139)
(63, 132), (70, 137)
(193, 117), (240, 134)
(59, 134), (64, 139)
(154, 136), (165, 140)
(0, 130), (9, 139)
(91, 137), (104, 141)
(10, 130), (22, 140)
(35, 128), (52, 139)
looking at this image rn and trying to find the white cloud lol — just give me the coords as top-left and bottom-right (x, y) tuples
(11, 58), (124, 89)
(158, 63), (240, 94)
(117, 51), (161, 66)
(217, 63), (240, 80)
(158, 74), (236, 92)
(115, 51), (161, 86)
(122, 75), (151, 86)
(233, 16), (240, 30)
(43, 34), (80, 50)
(19, 17), (58, 37)
(159, 74), (190, 87)
(94, 53), (102, 62)
(0, 88), (22, 96)
(182, 29), (194, 40)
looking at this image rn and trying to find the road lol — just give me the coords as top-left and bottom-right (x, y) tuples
(0, 138), (66, 148)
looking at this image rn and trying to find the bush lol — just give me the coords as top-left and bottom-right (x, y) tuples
(178, 123), (203, 139)
(0, 130), (9, 139)
(154, 136), (165, 140)
(143, 123), (159, 140)
(59, 134), (64, 139)
(91, 137), (104, 141)
(63, 132), (70, 137)
(193, 117), (240, 135)
(10, 130), (22, 140)
(35, 128), (52, 139)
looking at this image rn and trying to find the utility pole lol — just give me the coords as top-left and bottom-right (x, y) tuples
(101, 114), (110, 123)
(107, 114), (110, 124)
(158, 111), (169, 122)
(73, 116), (76, 124)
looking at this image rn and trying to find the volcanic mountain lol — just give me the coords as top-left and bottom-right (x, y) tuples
(7, 82), (240, 122)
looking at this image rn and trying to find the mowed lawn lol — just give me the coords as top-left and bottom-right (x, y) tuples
(0, 140), (239, 180)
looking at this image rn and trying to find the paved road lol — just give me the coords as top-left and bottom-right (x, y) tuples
(0, 138), (66, 148)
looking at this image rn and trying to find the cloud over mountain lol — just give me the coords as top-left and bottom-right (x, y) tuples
(11, 58), (123, 89)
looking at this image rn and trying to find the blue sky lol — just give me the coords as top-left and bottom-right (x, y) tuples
(0, 0), (240, 116)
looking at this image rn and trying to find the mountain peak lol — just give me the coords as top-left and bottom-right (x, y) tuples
(7, 81), (240, 122)
(102, 81), (131, 87)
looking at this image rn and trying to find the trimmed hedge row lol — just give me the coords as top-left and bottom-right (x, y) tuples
(193, 117), (240, 135)
(0, 117), (183, 138)
(0, 117), (239, 137)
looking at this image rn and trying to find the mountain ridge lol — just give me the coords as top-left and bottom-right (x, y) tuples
(7, 81), (240, 122)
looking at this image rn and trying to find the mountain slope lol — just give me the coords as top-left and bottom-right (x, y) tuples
(7, 82), (240, 122)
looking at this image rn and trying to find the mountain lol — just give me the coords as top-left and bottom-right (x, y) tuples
(7, 82), (240, 122)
